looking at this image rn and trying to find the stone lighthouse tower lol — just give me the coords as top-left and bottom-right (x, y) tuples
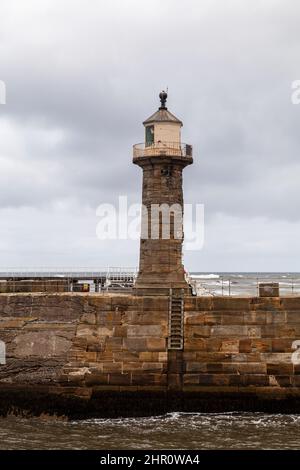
(133, 91), (193, 293)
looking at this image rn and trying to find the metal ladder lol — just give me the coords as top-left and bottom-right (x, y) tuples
(168, 288), (184, 350)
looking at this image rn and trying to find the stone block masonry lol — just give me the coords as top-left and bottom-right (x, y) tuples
(1, 293), (300, 417)
(61, 294), (169, 388)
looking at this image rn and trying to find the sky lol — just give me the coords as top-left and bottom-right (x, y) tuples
(0, 0), (300, 272)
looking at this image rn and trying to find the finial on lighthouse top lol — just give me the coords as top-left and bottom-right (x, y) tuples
(159, 90), (168, 109)
(143, 90), (182, 126)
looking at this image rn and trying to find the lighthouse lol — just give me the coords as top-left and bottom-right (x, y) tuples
(133, 91), (193, 293)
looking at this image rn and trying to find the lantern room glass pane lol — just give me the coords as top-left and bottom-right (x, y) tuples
(145, 125), (154, 146)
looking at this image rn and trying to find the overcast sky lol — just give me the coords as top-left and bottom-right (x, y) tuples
(0, 0), (300, 272)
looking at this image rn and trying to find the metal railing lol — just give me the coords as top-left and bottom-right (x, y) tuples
(0, 266), (138, 293)
(1, 268), (300, 297)
(0, 266), (137, 279)
(133, 142), (193, 159)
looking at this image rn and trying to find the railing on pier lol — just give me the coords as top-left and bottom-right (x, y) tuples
(0, 267), (137, 293)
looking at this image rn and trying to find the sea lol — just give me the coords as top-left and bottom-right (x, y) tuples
(0, 413), (300, 450)
(190, 272), (300, 297)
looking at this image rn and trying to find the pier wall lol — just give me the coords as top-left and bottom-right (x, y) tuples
(1, 293), (300, 416)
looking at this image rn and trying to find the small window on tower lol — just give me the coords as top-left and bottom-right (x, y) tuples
(145, 125), (154, 147)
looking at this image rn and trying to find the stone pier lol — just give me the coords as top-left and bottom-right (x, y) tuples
(1, 292), (300, 417)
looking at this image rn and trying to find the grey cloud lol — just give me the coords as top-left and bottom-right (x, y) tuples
(0, 0), (300, 269)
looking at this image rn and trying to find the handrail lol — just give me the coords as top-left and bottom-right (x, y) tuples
(133, 142), (193, 159)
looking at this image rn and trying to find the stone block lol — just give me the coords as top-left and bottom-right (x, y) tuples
(80, 312), (96, 325)
(0, 319), (26, 328)
(142, 362), (163, 371)
(103, 362), (122, 372)
(105, 337), (123, 351)
(146, 338), (166, 351)
(259, 283), (279, 297)
(210, 374), (230, 386)
(184, 297), (197, 310)
(96, 326), (114, 337)
(280, 298), (300, 310)
(272, 339), (294, 352)
(211, 325), (247, 337)
(196, 297), (213, 311)
(127, 325), (163, 337)
(267, 363), (294, 375)
(185, 325), (211, 338)
(122, 362), (143, 371)
(195, 352), (232, 363)
(222, 363), (239, 374)
(220, 339), (239, 353)
(185, 362), (207, 373)
(197, 374), (214, 385)
(266, 311), (286, 324)
(123, 338), (147, 352)
(12, 331), (72, 357)
(291, 376), (300, 386)
(243, 374), (269, 386)
(185, 313), (205, 325)
(158, 352), (168, 362)
(261, 353), (292, 364)
(183, 352), (197, 361)
(251, 339), (272, 352)
(184, 338), (207, 351)
(109, 373), (131, 385)
(139, 351), (155, 361)
(262, 324), (297, 338)
(142, 297), (168, 311)
(221, 312), (244, 325)
(206, 363), (224, 373)
(76, 325), (97, 337)
(113, 352), (139, 362)
(206, 338), (223, 351)
(203, 313), (223, 325)
(236, 363), (267, 374)
(286, 311), (300, 323)
(247, 326), (261, 338)
(273, 376), (292, 387)
(239, 339), (252, 353)
(96, 351), (114, 361)
(129, 312), (168, 325)
(85, 352), (97, 362)
(228, 375), (243, 385)
(113, 326), (128, 337)
(90, 296), (113, 308)
(131, 373), (155, 385)
(85, 372), (109, 386)
(183, 374), (199, 385)
(212, 298), (250, 311)
(105, 311), (125, 324)
(244, 311), (267, 325)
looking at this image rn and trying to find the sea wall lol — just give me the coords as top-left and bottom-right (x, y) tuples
(1, 293), (300, 417)
(183, 296), (300, 389)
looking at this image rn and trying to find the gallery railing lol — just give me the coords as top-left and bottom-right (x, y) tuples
(133, 142), (193, 159)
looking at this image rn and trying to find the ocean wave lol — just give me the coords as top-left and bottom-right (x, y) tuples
(191, 274), (220, 279)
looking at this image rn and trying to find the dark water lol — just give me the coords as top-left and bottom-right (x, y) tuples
(0, 413), (300, 450)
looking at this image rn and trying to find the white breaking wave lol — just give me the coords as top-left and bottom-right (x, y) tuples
(191, 274), (220, 279)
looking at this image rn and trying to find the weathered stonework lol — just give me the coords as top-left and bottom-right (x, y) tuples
(1, 293), (300, 417)
(133, 157), (192, 291)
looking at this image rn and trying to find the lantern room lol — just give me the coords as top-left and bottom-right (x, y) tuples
(143, 90), (182, 147)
